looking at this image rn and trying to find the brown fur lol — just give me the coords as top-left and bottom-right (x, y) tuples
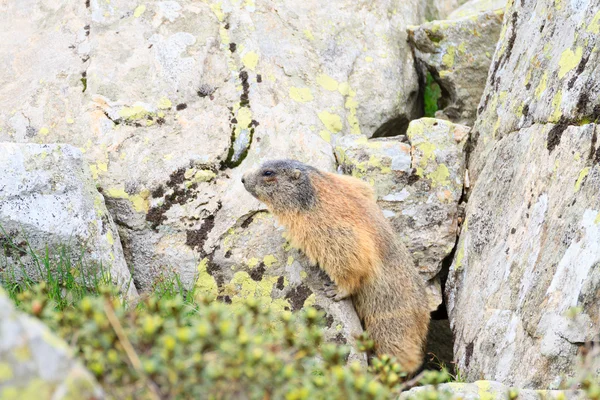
(242, 161), (430, 373)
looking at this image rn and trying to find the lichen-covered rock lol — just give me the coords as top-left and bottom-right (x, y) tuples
(0, 143), (137, 299)
(0, 0), (430, 292)
(400, 381), (585, 400)
(447, 0), (600, 388)
(447, 0), (507, 19)
(0, 288), (103, 399)
(469, 0), (600, 182)
(425, 0), (465, 21)
(408, 11), (504, 126)
(335, 118), (469, 310)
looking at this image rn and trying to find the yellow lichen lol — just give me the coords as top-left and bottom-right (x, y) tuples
(316, 74), (338, 91)
(303, 293), (316, 308)
(106, 231), (114, 245)
(442, 46), (456, 68)
(558, 47), (583, 79)
(319, 130), (331, 143)
(133, 4), (146, 17)
(594, 211), (600, 224)
(588, 10), (600, 33)
(242, 51), (259, 71)
(428, 164), (450, 187)
(303, 29), (315, 41)
(263, 254), (278, 268)
(158, 97), (172, 110)
(535, 72), (548, 99)
(574, 167), (590, 192)
(318, 111), (343, 133)
(550, 91), (563, 122)
(195, 258), (219, 300)
(289, 87), (314, 103)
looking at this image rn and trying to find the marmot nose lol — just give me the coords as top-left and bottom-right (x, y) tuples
(241, 176), (246, 184)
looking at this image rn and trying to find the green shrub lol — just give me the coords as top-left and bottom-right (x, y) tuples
(17, 284), (402, 399)
(423, 72), (442, 118)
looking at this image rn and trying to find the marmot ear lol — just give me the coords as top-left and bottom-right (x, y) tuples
(292, 169), (302, 180)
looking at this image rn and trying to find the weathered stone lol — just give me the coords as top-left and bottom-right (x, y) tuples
(335, 118), (469, 310)
(408, 11), (504, 126)
(425, 0), (466, 21)
(400, 381), (586, 400)
(448, 0), (507, 19)
(469, 0), (600, 182)
(0, 143), (137, 299)
(0, 0), (430, 293)
(0, 288), (103, 399)
(447, 0), (600, 388)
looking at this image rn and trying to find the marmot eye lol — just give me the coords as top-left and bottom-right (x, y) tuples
(262, 170), (274, 177)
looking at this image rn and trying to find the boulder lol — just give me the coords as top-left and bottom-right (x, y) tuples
(448, 0), (507, 19)
(447, 0), (600, 388)
(0, 0), (430, 294)
(408, 11), (504, 126)
(425, 0), (466, 21)
(0, 288), (103, 399)
(400, 381), (585, 400)
(335, 118), (469, 310)
(0, 143), (137, 299)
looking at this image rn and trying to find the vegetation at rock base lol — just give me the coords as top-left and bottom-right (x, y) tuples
(423, 72), (442, 118)
(11, 282), (455, 400)
(2, 238), (597, 399)
(0, 236), (454, 399)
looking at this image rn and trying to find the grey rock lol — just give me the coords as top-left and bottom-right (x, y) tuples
(408, 11), (504, 126)
(0, 288), (103, 399)
(0, 143), (137, 299)
(0, 0), (430, 294)
(447, 0), (600, 388)
(400, 381), (586, 399)
(448, 0), (507, 19)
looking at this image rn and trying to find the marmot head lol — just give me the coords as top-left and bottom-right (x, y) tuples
(242, 159), (317, 213)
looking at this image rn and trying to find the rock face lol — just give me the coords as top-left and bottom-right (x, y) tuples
(0, 143), (137, 299)
(0, 0), (429, 295)
(447, 0), (507, 19)
(335, 118), (469, 310)
(400, 381), (585, 400)
(408, 11), (504, 126)
(447, 0), (600, 388)
(0, 288), (103, 399)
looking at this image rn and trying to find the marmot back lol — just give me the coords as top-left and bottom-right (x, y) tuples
(242, 159), (430, 373)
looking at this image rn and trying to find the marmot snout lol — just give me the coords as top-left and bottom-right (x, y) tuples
(242, 159), (430, 374)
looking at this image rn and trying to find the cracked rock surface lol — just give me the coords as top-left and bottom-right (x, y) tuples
(408, 10), (504, 126)
(0, 143), (137, 299)
(447, 0), (600, 388)
(0, 0), (434, 356)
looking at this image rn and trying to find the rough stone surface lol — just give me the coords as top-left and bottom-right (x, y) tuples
(400, 381), (585, 400)
(425, 0), (465, 20)
(448, 0), (507, 19)
(447, 0), (600, 388)
(0, 143), (137, 299)
(470, 0), (600, 182)
(408, 11), (504, 126)
(0, 0), (429, 296)
(0, 288), (103, 399)
(335, 118), (469, 310)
